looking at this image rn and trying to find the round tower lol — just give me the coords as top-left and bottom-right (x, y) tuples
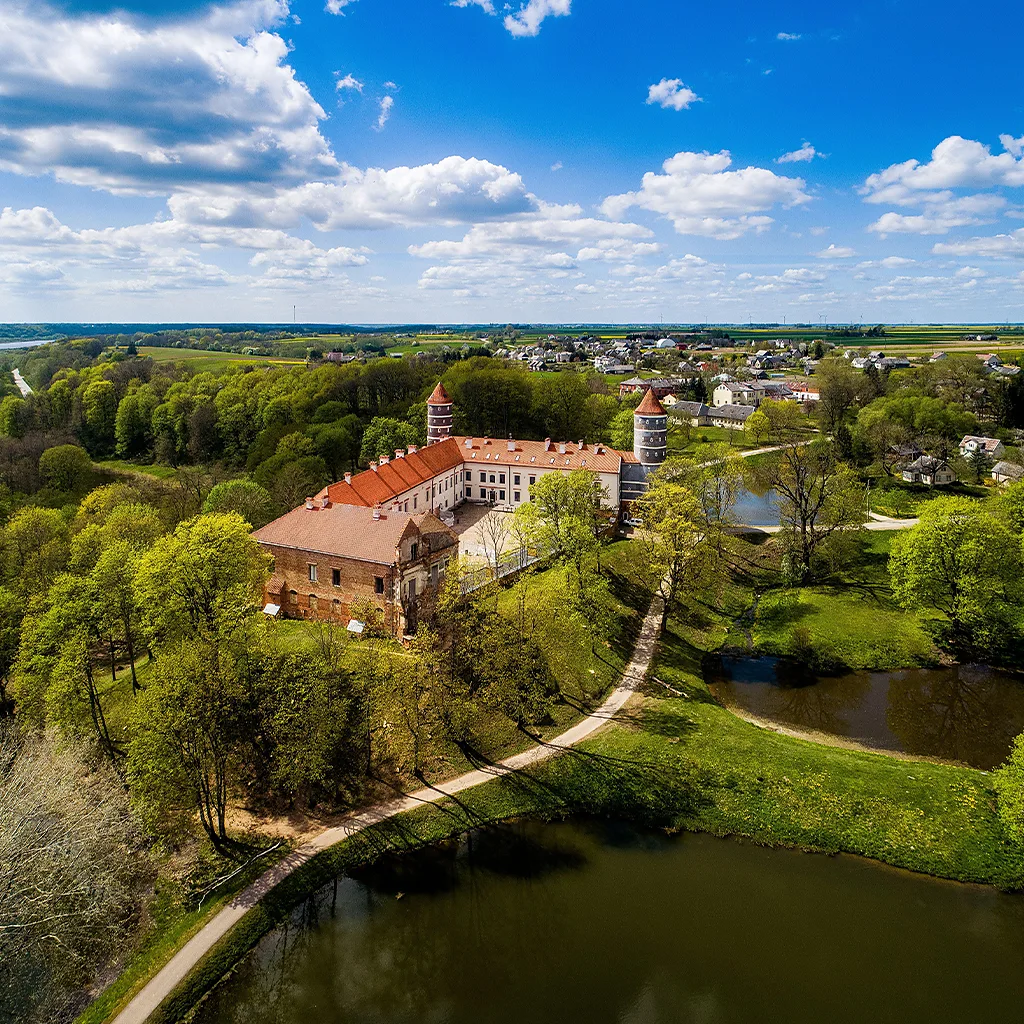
(426, 381), (454, 445)
(633, 388), (668, 468)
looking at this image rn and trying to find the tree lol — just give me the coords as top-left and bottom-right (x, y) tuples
(609, 407), (634, 449)
(202, 479), (278, 529)
(815, 357), (863, 433)
(359, 417), (420, 462)
(480, 510), (511, 574)
(632, 477), (713, 624)
(889, 497), (1023, 656)
(134, 512), (270, 645)
(744, 409), (770, 446)
(81, 379), (118, 454)
(38, 444), (91, 492)
(658, 445), (743, 554)
(763, 440), (866, 579)
(994, 733), (1024, 845)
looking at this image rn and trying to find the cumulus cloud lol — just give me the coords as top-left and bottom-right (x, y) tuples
(933, 228), (1024, 259)
(777, 142), (819, 164)
(325, 0), (357, 13)
(374, 95), (394, 131)
(504, 0), (571, 38)
(0, 2), (336, 194)
(815, 244), (857, 259)
(601, 150), (811, 239)
(646, 78), (702, 111)
(451, 0), (496, 11)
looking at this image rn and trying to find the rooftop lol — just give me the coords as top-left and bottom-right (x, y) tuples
(635, 388), (667, 416)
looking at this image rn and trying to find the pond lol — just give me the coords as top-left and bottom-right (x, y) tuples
(706, 655), (1024, 769)
(731, 486), (781, 526)
(193, 820), (1024, 1024)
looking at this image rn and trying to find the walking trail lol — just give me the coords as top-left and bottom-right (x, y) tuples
(112, 589), (667, 1024)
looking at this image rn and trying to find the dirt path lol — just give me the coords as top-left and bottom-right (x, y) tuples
(111, 589), (667, 1024)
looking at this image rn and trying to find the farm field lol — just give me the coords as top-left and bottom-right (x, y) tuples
(136, 347), (304, 370)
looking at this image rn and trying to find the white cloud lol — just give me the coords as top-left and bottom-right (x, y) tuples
(601, 150), (811, 239)
(335, 73), (364, 93)
(325, 0), (358, 14)
(863, 136), (1024, 202)
(504, 0), (571, 38)
(777, 142), (819, 164)
(867, 194), (1006, 236)
(815, 244), (857, 259)
(451, 0), (496, 12)
(646, 78), (702, 111)
(933, 228), (1024, 259)
(0, 2), (336, 195)
(551, 161), (563, 171)
(375, 95), (394, 131)
(777, 32), (801, 40)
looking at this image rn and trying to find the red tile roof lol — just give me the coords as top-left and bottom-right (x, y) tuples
(324, 437), (464, 506)
(254, 504), (454, 564)
(427, 381), (453, 405)
(635, 388), (667, 416)
(454, 436), (626, 473)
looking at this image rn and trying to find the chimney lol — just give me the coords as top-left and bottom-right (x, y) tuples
(484, 437), (491, 445)
(370, 461), (378, 472)
(544, 438), (552, 451)
(320, 495), (330, 510)
(305, 496), (314, 510)
(507, 439), (515, 452)
(464, 438), (473, 449)
(344, 472), (352, 484)
(380, 454), (390, 465)
(408, 444), (418, 454)
(372, 505), (382, 521)
(395, 449), (405, 459)
(578, 440), (584, 449)
(558, 442), (566, 454)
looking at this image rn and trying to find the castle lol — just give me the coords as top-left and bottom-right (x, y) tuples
(252, 382), (667, 633)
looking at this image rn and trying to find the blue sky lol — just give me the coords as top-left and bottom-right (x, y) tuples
(1, 0), (1022, 323)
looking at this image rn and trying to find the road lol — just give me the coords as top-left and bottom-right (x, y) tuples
(734, 511), (920, 535)
(111, 587), (667, 1024)
(11, 368), (31, 396)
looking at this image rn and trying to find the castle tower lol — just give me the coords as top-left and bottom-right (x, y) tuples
(426, 381), (454, 445)
(633, 388), (668, 469)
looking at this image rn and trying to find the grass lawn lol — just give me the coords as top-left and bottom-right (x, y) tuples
(95, 459), (180, 480)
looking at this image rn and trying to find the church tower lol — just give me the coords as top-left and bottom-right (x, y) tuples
(633, 388), (668, 469)
(426, 381), (454, 445)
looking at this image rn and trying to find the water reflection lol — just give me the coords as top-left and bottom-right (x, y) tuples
(193, 821), (1024, 1024)
(707, 656), (1024, 768)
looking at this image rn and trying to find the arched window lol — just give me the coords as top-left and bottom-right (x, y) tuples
(309, 594), (318, 612)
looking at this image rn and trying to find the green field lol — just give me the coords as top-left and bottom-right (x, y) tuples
(136, 347), (304, 371)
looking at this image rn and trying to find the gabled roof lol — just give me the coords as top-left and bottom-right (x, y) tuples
(427, 381), (453, 405)
(325, 437), (464, 506)
(254, 505), (456, 565)
(635, 388), (667, 416)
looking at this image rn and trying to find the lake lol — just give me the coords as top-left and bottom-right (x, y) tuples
(192, 820), (1024, 1024)
(706, 655), (1024, 769)
(731, 486), (781, 526)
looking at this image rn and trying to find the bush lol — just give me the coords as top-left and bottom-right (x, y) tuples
(38, 444), (91, 492)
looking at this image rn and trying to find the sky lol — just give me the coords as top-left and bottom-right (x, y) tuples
(0, 0), (1023, 324)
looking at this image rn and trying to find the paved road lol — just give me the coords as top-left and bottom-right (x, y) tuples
(11, 368), (31, 396)
(734, 511), (919, 535)
(111, 589), (667, 1024)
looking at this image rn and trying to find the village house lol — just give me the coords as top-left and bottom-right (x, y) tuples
(712, 380), (794, 408)
(708, 404), (755, 429)
(902, 455), (955, 487)
(668, 400), (712, 427)
(958, 435), (1005, 460)
(618, 376), (687, 398)
(992, 461), (1024, 486)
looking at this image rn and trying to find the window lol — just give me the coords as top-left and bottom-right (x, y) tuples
(514, 474), (520, 486)
(374, 576), (385, 595)
(499, 490), (505, 501)
(489, 474), (495, 484)
(529, 475), (536, 485)
(479, 471), (486, 482)
(411, 542), (419, 559)
(308, 563), (317, 583)
(413, 495), (418, 509)
(309, 594), (317, 612)
(499, 473), (505, 484)
(514, 491), (520, 502)
(466, 486), (473, 497)
(331, 568), (341, 587)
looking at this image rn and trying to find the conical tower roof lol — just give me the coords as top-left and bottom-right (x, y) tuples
(427, 381), (452, 405)
(634, 387), (666, 416)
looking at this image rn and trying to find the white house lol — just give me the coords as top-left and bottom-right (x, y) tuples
(958, 435), (1005, 460)
(992, 461), (1024, 486)
(902, 456), (955, 487)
